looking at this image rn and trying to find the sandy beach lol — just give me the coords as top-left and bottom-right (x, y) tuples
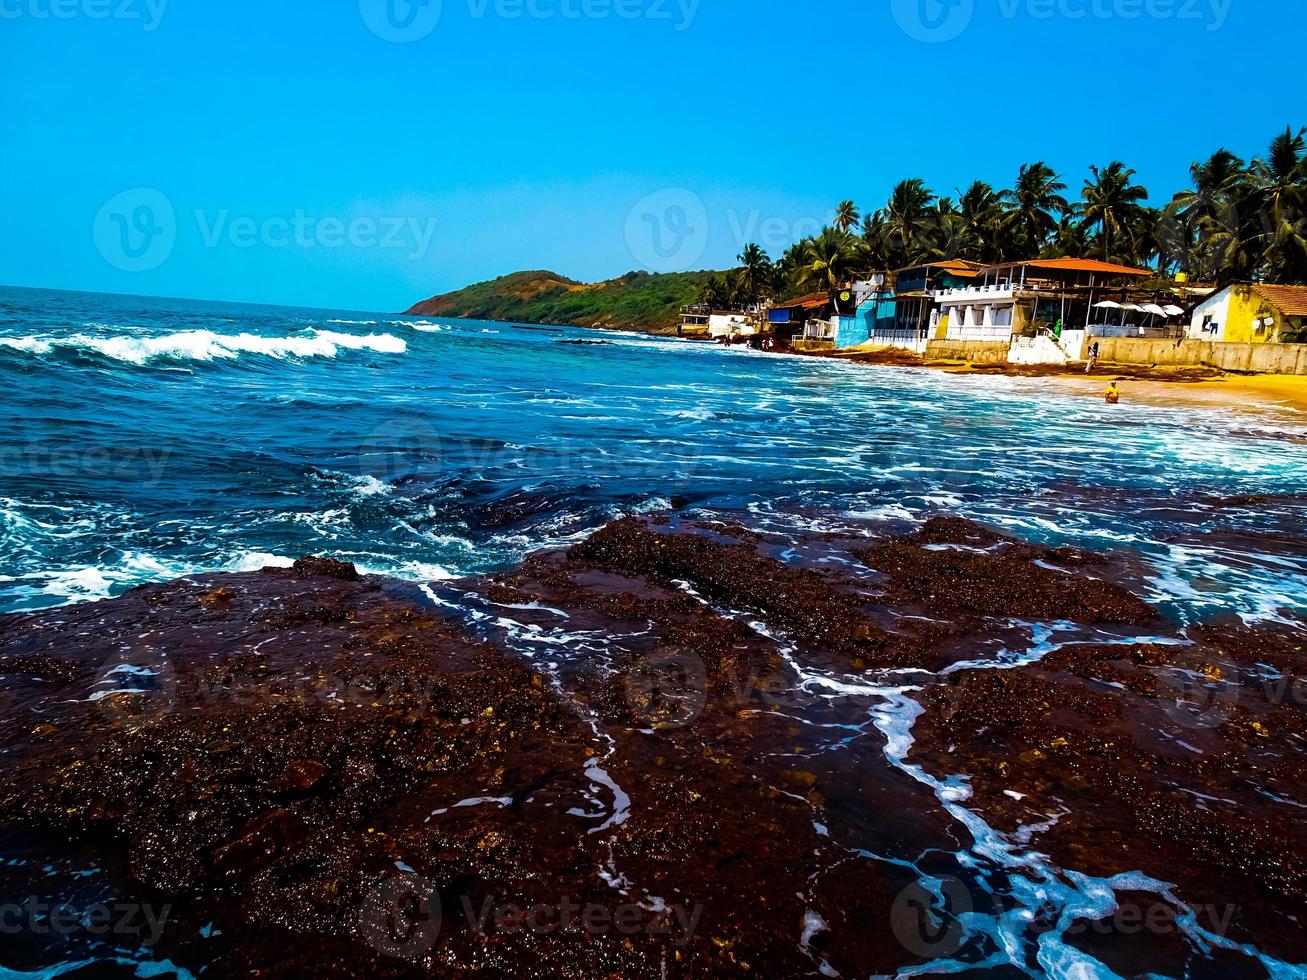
(805, 345), (1307, 419)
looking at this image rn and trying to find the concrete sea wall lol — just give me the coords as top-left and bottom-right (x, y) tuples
(924, 340), (1012, 365)
(1098, 338), (1307, 375)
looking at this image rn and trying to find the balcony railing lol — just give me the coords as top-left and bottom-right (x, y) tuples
(803, 319), (836, 340)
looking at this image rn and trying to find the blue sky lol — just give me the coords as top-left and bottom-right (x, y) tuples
(0, 0), (1299, 312)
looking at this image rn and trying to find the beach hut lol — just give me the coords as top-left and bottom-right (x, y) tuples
(1186, 283), (1307, 344)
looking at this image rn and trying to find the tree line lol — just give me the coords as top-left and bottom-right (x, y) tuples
(701, 127), (1307, 309)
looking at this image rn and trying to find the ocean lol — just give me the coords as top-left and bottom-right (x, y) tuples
(2, 285), (1304, 624)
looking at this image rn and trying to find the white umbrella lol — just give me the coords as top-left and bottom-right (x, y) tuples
(1094, 300), (1123, 309)
(1141, 303), (1169, 317)
(1162, 304), (1185, 317)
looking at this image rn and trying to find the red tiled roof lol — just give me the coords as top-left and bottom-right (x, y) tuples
(1251, 283), (1307, 317)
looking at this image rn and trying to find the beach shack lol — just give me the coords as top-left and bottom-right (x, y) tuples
(1185, 283), (1307, 344)
(877, 261), (981, 350)
(677, 304), (711, 338)
(768, 292), (833, 348)
(826, 276), (890, 349)
(931, 258), (1152, 362)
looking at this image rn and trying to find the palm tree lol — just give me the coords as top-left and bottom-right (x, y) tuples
(1045, 212), (1090, 260)
(1251, 126), (1307, 283)
(958, 181), (1007, 262)
(926, 197), (975, 261)
(798, 227), (867, 291)
(1001, 162), (1069, 257)
(736, 243), (773, 304)
(834, 200), (860, 234)
(1079, 162), (1150, 264)
(1165, 148), (1252, 282)
(876, 178), (937, 268)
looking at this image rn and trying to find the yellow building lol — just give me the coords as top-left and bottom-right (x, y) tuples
(1187, 283), (1307, 344)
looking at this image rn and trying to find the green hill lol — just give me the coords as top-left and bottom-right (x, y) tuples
(404, 269), (721, 333)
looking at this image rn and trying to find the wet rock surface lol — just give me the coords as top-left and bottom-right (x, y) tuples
(0, 513), (1304, 977)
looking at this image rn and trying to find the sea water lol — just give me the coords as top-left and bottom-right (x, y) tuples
(3, 285), (1304, 623)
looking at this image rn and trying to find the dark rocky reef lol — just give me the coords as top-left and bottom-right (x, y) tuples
(0, 514), (1303, 977)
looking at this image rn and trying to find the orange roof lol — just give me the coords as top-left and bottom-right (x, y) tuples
(775, 291), (830, 310)
(1251, 283), (1307, 317)
(987, 257), (1152, 277)
(894, 260), (982, 277)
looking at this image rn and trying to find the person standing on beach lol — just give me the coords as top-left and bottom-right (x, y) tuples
(1086, 341), (1101, 374)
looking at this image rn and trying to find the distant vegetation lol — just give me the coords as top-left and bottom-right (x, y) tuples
(405, 269), (717, 333)
(703, 126), (1307, 309)
(411, 128), (1307, 331)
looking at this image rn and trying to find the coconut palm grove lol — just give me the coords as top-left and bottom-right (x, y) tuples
(700, 127), (1307, 309)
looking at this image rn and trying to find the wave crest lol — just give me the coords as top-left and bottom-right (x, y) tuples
(0, 329), (407, 365)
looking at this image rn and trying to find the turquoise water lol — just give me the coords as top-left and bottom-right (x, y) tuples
(2, 284), (1306, 624)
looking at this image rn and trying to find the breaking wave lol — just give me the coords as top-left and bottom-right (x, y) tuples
(0, 328), (406, 365)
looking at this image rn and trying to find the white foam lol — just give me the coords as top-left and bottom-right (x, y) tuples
(0, 336), (53, 354)
(0, 329), (406, 364)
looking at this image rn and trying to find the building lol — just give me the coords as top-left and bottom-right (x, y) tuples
(708, 311), (759, 340)
(826, 276), (889, 348)
(1186, 283), (1307, 344)
(767, 292), (833, 347)
(932, 257), (1153, 344)
(878, 260), (982, 348)
(677, 305), (711, 337)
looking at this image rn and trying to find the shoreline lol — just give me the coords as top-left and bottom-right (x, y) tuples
(786, 345), (1307, 417)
